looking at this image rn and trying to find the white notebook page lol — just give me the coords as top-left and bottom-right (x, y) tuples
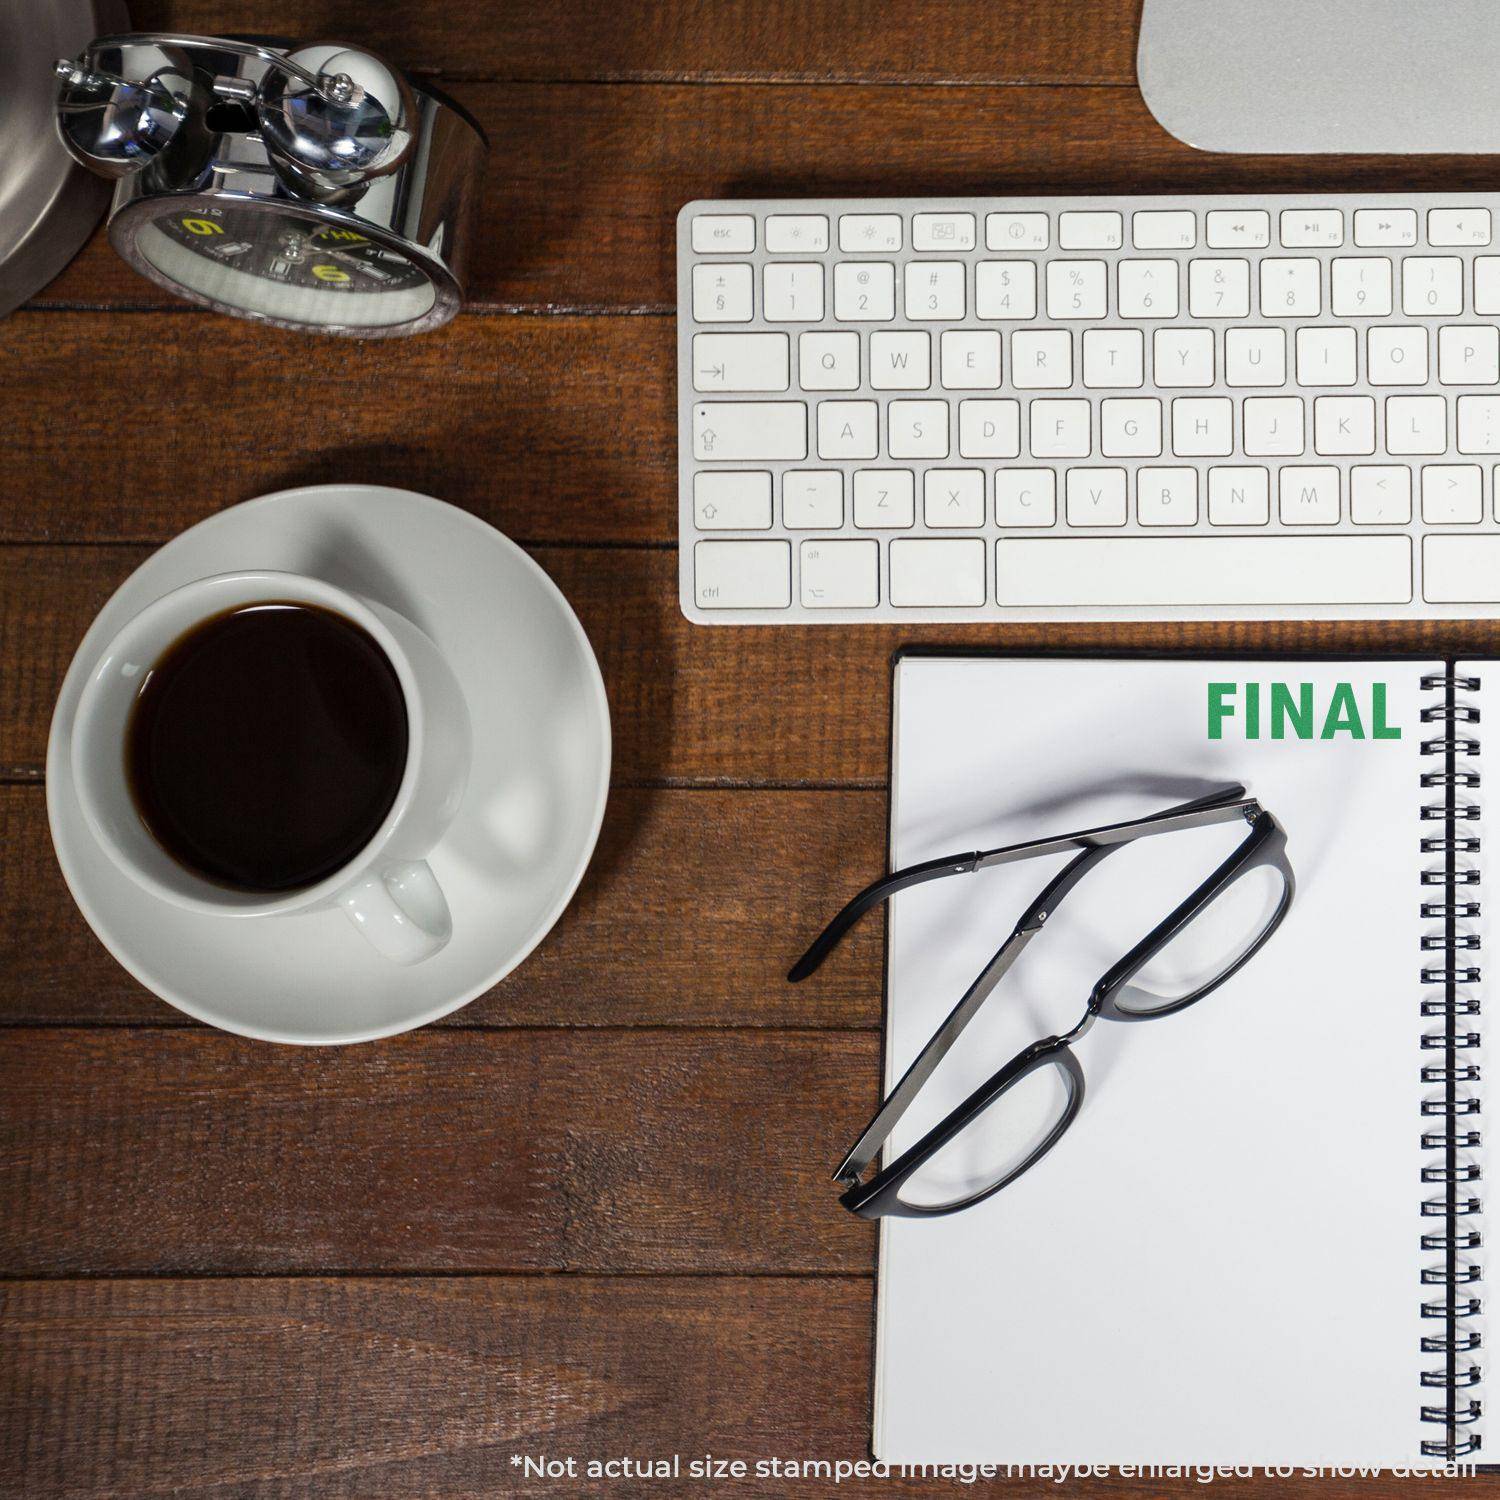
(877, 658), (1433, 1467)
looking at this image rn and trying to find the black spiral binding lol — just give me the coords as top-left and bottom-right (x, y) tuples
(1419, 670), (1483, 1461)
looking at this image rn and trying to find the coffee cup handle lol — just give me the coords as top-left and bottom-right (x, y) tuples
(338, 861), (452, 965)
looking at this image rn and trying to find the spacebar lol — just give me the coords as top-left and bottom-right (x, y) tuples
(996, 536), (1412, 607)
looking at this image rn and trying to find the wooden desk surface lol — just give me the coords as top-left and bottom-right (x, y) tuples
(5, 3), (1500, 1494)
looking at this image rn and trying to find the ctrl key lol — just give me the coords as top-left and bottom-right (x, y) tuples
(694, 540), (791, 610)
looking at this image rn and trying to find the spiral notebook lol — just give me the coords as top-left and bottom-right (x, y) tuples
(875, 655), (1488, 1469)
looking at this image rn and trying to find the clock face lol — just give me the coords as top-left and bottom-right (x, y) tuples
(134, 203), (440, 330)
(156, 207), (430, 295)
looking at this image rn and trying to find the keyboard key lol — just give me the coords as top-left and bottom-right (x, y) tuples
(1188, 258), (1250, 318)
(1117, 260), (1179, 319)
(1099, 397), (1162, 457)
(1046, 260), (1108, 319)
(1082, 329), (1145, 388)
(765, 214), (829, 253)
(1205, 210), (1270, 248)
(1422, 464), (1483, 523)
(799, 330), (860, 391)
(1429, 208), (1491, 247)
(1225, 327), (1287, 387)
(994, 536), (1411, 606)
(1280, 209), (1343, 247)
(1426, 535), (1500, 600)
(1279, 466), (1340, 525)
(958, 398), (1021, 457)
(800, 539), (878, 608)
(1011, 329), (1073, 389)
(783, 470), (843, 529)
(986, 212), (1049, 250)
(692, 263), (753, 322)
(839, 214), (902, 251)
(763, 263), (823, 322)
(1243, 396), (1305, 456)
(940, 330), (1002, 389)
(694, 540), (791, 609)
(694, 401), (806, 461)
(913, 212), (976, 251)
(1208, 466), (1270, 525)
(1403, 257), (1463, 315)
(888, 400), (950, 458)
(1331, 257), (1392, 316)
(694, 471), (773, 529)
(904, 261), (965, 320)
(890, 538), (987, 606)
(1171, 396), (1233, 456)
(1438, 326), (1500, 386)
(691, 214), (755, 253)
(995, 468), (1057, 526)
(1386, 395), (1448, 455)
(1350, 465), (1412, 524)
(869, 330), (931, 390)
(1137, 467), (1198, 525)
(1314, 395), (1375, 455)
(816, 400), (879, 459)
(1066, 467), (1128, 526)
(1030, 398), (1091, 458)
(1153, 328), (1215, 387)
(1131, 210), (1196, 249)
(853, 469), (916, 528)
(1476, 257), (1500, 314)
(975, 260), (1037, 319)
(1296, 327), (1357, 386)
(1058, 210), (1123, 249)
(1002, 328), (1074, 390)
(924, 469), (986, 528)
(1260, 258), (1321, 317)
(1458, 395), (1500, 453)
(1353, 209), (1417, 247)
(833, 261), (896, 320)
(691, 332), (790, 392)
(1368, 327), (1427, 385)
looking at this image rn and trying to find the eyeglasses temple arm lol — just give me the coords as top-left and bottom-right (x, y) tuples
(833, 841), (1110, 1186)
(789, 785), (1255, 983)
(834, 925), (1039, 1184)
(787, 851), (985, 982)
(972, 791), (1255, 873)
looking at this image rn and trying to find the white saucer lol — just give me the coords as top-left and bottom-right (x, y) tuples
(46, 485), (611, 1044)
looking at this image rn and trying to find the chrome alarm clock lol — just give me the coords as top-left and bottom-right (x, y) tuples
(53, 33), (486, 336)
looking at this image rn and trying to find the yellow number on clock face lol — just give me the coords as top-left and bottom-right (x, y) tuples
(180, 217), (222, 236)
(312, 264), (352, 283)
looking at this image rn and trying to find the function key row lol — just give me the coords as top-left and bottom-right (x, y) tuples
(691, 208), (1496, 257)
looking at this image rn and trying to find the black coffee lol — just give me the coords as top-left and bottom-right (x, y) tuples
(126, 602), (409, 893)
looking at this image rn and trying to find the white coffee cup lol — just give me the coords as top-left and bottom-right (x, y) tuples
(70, 570), (471, 964)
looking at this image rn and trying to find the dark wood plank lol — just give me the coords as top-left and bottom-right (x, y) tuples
(125, 0), (1139, 84)
(0, 1028), (875, 1276)
(0, 1278), (873, 1500)
(0, 785), (884, 1027)
(0, 1277), (1478, 1500)
(9, 543), (1500, 790)
(34, 83), (1500, 313)
(0, 313), (674, 546)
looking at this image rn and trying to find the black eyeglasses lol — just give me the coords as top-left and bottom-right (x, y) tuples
(788, 784), (1295, 1220)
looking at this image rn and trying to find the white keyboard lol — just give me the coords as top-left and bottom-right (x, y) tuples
(677, 193), (1500, 623)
